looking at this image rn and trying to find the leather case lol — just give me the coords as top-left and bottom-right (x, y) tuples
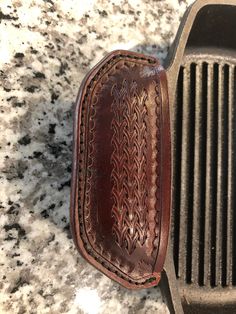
(70, 50), (171, 289)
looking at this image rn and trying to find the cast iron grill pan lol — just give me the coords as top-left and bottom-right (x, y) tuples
(169, 2), (236, 312)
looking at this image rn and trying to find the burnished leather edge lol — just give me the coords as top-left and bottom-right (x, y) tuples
(154, 66), (171, 274)
(70, 50), (171, 289)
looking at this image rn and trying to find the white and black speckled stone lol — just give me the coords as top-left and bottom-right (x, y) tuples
(0, 0), (194, 313)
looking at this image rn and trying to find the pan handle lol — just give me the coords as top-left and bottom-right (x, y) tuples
(160, 244), (184, 314)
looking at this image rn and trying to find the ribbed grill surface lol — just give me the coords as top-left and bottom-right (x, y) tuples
(172, 55), (236, 287)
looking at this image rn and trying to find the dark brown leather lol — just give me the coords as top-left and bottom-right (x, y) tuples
(70, 50), (171, 289)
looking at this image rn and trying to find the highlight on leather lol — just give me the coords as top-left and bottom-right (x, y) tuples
(70, 50), (171, 289)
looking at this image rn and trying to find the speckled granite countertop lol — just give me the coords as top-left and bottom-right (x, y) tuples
(0, 1), (193, 313)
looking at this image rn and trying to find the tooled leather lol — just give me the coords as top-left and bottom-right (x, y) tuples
(110, 80), (149, 254)
(74, 52), (166, 287)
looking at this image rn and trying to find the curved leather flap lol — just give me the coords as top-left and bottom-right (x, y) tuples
(70, 50), (171, 289)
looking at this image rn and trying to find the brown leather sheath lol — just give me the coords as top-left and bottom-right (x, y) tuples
(70, 50), (171, 289)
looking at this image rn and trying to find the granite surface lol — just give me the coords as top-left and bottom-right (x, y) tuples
(0, 0), (194, 313)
